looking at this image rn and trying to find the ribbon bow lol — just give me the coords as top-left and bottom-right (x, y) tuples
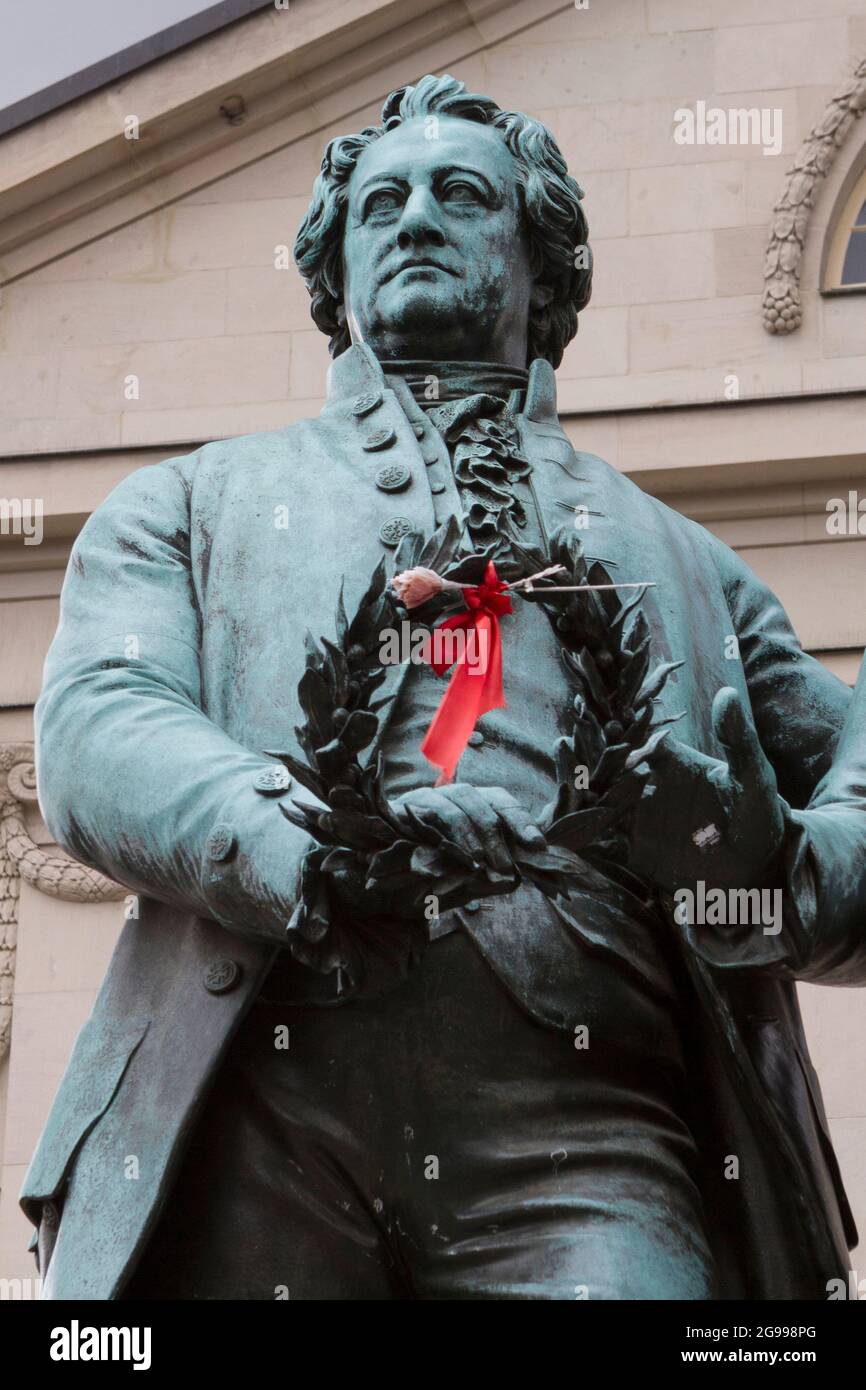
(390, 559), (651, 786)
(420, 562), (512, 785)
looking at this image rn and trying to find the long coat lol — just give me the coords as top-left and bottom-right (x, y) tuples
(21, 344), (866, 1299)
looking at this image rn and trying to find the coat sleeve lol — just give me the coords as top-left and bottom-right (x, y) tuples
(783, 652), (866, 986)
(34, 455), (314, 945)
(722, 541), (852, 808)
(690, 540), (866, 984)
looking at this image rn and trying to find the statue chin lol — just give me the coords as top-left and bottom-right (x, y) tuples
(367, 284), (483, 360)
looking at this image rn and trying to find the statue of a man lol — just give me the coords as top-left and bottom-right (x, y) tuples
(21, 74), (866, 1300)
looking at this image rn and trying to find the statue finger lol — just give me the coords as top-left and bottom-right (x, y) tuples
(481, 786), (547, 847)
(406, 788), (487, 866)
(712, 686), (770, 791)
(441, 784), (512, 873)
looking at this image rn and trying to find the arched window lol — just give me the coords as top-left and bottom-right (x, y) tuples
(840, 196), (866, 286)
(825, 165), (866, 291)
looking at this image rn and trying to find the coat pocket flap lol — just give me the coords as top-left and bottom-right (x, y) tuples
(19, 1014), (150, 1216)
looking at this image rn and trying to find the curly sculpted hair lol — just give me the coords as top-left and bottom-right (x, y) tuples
(293, 74), (592, 368)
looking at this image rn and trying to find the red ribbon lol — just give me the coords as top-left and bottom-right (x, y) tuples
(420, 562), (512, 784)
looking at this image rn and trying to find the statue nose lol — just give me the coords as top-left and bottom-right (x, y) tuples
(396, 189), (446, 250)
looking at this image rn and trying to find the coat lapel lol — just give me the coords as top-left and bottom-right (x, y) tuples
(323, 346), (439, 764)
(518, 359), (617, 565)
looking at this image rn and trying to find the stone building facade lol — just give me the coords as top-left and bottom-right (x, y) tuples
(1, 0), (865, 1287)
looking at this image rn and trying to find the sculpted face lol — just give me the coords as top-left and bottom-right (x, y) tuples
(341, 116), (540, 366)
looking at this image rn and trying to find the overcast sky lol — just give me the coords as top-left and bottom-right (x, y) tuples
(0, 0), (218, 110)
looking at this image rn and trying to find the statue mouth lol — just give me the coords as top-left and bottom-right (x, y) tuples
(383, 258), (459, 283)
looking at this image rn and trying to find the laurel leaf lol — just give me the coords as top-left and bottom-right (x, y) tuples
(634, 659), (684, 708)
(619, 635), (652, 707)
(590, 741), (631, 789)
(321, 638), (350, 699)
(367, 839), (416, 880)
(297, 667), (333, 748)
(546, 804), (623, 850)
(339, 709), (378, 753)
(335, 582), (349, 647)
(318, 809), (394, 849)
(416, 515), (463, 572)
(623, 607), (649, 652)
(610, 587), (646, 630)
(625, 725), (672, 769)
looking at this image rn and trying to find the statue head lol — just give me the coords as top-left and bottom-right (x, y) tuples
(294, 74), (592, 369)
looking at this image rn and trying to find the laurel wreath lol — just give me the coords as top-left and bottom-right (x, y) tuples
(269, 517), (682, 991)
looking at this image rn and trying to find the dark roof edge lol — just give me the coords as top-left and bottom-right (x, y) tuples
(0, 0), (275, 138)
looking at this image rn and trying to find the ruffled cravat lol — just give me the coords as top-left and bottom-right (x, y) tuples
(384, 360), (532, 555)
(425, 395), (531, 549)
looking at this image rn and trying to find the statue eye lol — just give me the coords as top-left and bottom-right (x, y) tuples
(365, 189), (402, 217)
(443, 181), (482, 205)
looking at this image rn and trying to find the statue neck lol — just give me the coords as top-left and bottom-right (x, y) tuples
(381, 358), (529, 408)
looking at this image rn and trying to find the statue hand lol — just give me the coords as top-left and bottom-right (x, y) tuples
(387, 782), (546, 914)
(626, 686), (785, 895)
(392, 782), (545, 866)
(323, 784), (544, 922)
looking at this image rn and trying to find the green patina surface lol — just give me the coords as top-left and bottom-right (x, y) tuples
(21, 74), (866, 1301)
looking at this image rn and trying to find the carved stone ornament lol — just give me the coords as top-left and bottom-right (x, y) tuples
(763, 57), (866, 334)
(0, 742), (124, 1059)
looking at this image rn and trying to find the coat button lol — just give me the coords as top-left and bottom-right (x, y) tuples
(379, 516), (413, 547)
(253, 765), (292, 794)
(468, 730), (484, 747)
(206, 823), (236, 861)
(464, 900), (481, 913)
(363, 427), (396, 452)
(422, 452), (438, 466)
(412, 422), (426, 438)
(203, 958), (242, 994)
(351, 391), (382, 417)
(430, 481), (446, 495)
(375, 463), (411, 493)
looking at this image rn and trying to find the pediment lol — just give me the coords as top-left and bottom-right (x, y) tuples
(0, 0), (568, 285)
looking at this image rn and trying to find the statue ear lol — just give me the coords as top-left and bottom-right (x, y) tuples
(335, 300), (347, 327)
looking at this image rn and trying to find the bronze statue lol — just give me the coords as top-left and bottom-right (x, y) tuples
(21, 75), (866, 1300)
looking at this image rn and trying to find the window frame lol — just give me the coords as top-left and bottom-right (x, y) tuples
(823, 160), (866, 298)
